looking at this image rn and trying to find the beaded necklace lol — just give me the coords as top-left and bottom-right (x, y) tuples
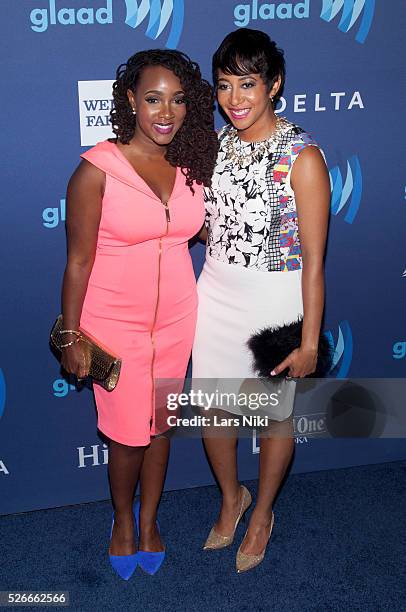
(224, 116), (290, 167)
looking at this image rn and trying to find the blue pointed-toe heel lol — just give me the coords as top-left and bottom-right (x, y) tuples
(108, 513), (138, 580)
(134, 501), (165, 575)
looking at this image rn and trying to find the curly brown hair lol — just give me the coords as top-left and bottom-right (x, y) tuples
(110, 49), (218, 189)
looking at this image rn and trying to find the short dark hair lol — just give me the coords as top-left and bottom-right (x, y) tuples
(110, 49), (218, 189)
(212, 29), (285, 106)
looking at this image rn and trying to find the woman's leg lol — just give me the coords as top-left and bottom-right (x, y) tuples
(138, 435), (170, 551)
(108, 440), (145, 555)
(240, 418), (294, 554)
(202, 410), (242, 535)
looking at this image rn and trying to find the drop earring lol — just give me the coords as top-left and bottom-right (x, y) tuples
(132, 108), (136, 115)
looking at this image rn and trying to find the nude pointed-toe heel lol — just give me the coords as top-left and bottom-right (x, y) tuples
(203, 485), (252, 550)
(236, 512), (275, 573)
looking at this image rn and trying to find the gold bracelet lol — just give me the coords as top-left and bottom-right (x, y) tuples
(60, 337), (81, 348)
(60, 329), (81, 336)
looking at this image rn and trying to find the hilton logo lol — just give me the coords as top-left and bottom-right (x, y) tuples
(77, 443), (109, 468)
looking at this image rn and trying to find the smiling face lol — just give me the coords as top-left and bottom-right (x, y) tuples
(127, 65), (187, 149)
(216, 70), (281, 141)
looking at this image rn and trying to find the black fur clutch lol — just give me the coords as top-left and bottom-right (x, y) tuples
(247, 318), (333, 378)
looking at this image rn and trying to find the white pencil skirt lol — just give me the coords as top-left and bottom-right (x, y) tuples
(192, 254), (304, 419)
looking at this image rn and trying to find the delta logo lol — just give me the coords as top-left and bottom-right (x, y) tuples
(29, 0), (184, 48)
(233, 0), (375, 43)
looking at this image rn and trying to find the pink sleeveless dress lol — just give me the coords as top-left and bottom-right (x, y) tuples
(79, 141), (204, 446)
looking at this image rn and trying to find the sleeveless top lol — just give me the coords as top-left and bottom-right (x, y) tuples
(204, 119), (319, 272)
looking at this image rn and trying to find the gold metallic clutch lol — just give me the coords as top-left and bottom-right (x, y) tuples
(50, 315), (122, 391)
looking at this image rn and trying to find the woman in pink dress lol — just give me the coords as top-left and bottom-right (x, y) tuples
(60, 50), (218, 579)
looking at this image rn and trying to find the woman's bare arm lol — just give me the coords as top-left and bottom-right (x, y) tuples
(272, 146), (330, 377)
(61, 159), (104, 377)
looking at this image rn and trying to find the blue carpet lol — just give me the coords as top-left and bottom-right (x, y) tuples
(1, 461), (405, 611)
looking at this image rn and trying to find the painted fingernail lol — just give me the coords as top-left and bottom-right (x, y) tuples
(270, 370), (276, 376)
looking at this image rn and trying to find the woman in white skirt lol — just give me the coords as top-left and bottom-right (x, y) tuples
(192, 29), (330, 572)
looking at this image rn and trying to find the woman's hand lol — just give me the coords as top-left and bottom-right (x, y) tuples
(271, 346), (318, 378)
(61, 340), (89, 379)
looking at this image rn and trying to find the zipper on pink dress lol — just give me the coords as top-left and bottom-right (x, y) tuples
(149, 201), (171, 431)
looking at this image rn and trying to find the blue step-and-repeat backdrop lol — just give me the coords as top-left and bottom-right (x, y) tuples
(1, 1), (405, 514)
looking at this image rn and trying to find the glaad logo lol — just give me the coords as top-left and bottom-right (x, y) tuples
(30, 0), (184, 48)
(393, 342), (406, 360)
(320, 0), (376, 44)
(30, 0), (113, 33)
(233, 1), (375, 43)
(234, 1), (310, 27)
(43, 199), (66, 228)
(325, 320), (353, 378)
(124, 0), (185, 48)
(329, 156), (362, 224)
(53, 378), (77, 397)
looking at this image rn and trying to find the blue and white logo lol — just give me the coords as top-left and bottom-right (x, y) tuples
(0, 369), (6, 420)
(393, 342), (406, 360)
(30, 1), (184, 48)
(320, 0), (376, 43)
(329, 156), (362, 224)
(124, 0), (184, 48)
(53, 378), (77, 397)
(325, 320), (353, 378)
(30, 1), (113, 33)
(43, 198), (66, 229)
(233, 1), (374, 42)
(234, 1), (310, 27)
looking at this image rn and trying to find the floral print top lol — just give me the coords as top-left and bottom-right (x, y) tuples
(204, 119), (319, 272)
